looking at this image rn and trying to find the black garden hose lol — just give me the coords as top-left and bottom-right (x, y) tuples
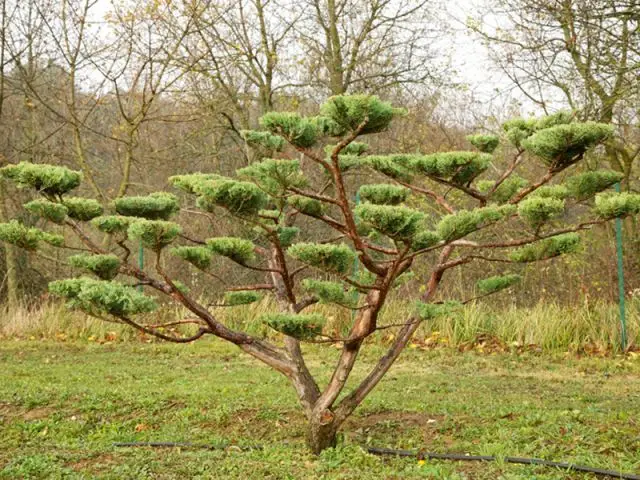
(366, 446), (640, 480)
(113, 442), (640, 479)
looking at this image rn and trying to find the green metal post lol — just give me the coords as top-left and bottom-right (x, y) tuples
(614, 182), (627, 351)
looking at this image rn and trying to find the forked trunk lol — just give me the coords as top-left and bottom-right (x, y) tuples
(307, 416), (338, 454)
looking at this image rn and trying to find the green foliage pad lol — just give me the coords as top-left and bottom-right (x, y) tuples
(261, 313), (325, 340)
(49, 277), (157, 317)
(1, 162), (82, 195)
(412, 152), (491, 184)
(68, 254), (121, 280)
(260, 112), (321, 148)
(467, 134), (500, 153)
(288, 195), (325, 217)
(171, 246), (213, 270)
(91, 215), (135, 235)
(358, 184), (409, 205)
(354, 204), (424, 239)
(302, 279), (354, 306)
(566, 170), (624, 201)
(522, 123), (613, 171)
(437, 206), (515, 242)
(509, 233), (581, 262)
(223, 291), (263, 306)
(0, 220), (63, 250)
(114, 192), (179, 220)
(320, 94), (403, 135)
(24, 200), (68, 224)
(594, 193), (640, 219)
(518, 197), (565, 229)
(288, 243), (356, 275)
(63, 197), (104, 221)
(128, 220), (181, 250)
(476, 274), (521, 295)
(207, 237), (255, 265)
(241, 130), (284, 151)
(237, 159), (306, 195)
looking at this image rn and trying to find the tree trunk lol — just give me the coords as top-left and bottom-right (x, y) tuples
(307, 415), (338, 454)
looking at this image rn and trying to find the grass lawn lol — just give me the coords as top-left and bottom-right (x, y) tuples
(1, 340), (639, 479)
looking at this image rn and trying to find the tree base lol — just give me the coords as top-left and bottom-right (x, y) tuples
(307, 419), (338, 454)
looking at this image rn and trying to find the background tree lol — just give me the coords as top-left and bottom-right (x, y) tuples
(469, 0), (640, 183)
(0, 94), (634, 452)
(298, 0), (444, 96)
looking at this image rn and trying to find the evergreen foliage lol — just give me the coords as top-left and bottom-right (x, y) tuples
(319, 94), (404, 135)
(193, 177), (268, 216)
(502, 113), (574, 149)
(49, 277), (157, 317)
(476, 274), (521, 294)
(467, 134), (500, 153)
(223, 291), (263, 306)
(91, 215), (135, 234)
(478, 176), (528, 204)
(437, 205), (515, 242)
(63, 197), (104, 221)
(337, 154), (363, 172)
(68, 253), (121, 280)
(288, 195), (325, 217)
(237, 159), (307, 195)
(261, 313), (325, 340)
(509, 233), (581, 262)
(325, 141), (369, 156)
(40, 232), (65, 247)
(276, 226), (300, 247)
(310, 115), (345, 137)
(535, 111), (574, 130)
(566, 170), (624, 201)
(240, 130), (285, 151)
(171, 246), (213, 270)
(518, 197), (565, 228)
(522, 123), (613, 171)
(0, 162), (82, 195)
(259, 209), (281, 220)
(416, 301), (461, 320)
(128, 220), (181, 250)
(593, 192), (640, 219)
(354, 204), (424, 239)
(361, 155), (412, 181)
(24, 200), (68, 224)
(206, 237), (256, 264)
(411, 230), (441, 251)
(502, 118), (537, 148)
(287, 242), (355, 274)
(301, 279), (353, 306)
(114, 192), (179, 220)
(259, 112), (320, 148)
(529, 185), (569, 200)
(412, 152), (491, 184)
(169, 173), (221, 194)
(0, 220), (63, 250)
(358, 184), (409, 205)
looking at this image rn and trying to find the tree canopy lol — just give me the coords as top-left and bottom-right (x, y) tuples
(0, 94), (634, 454)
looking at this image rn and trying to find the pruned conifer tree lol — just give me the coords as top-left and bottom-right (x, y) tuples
(0, 95), (636, 453)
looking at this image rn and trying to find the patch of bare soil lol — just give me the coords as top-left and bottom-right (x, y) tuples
(348, 410), (442, 429)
